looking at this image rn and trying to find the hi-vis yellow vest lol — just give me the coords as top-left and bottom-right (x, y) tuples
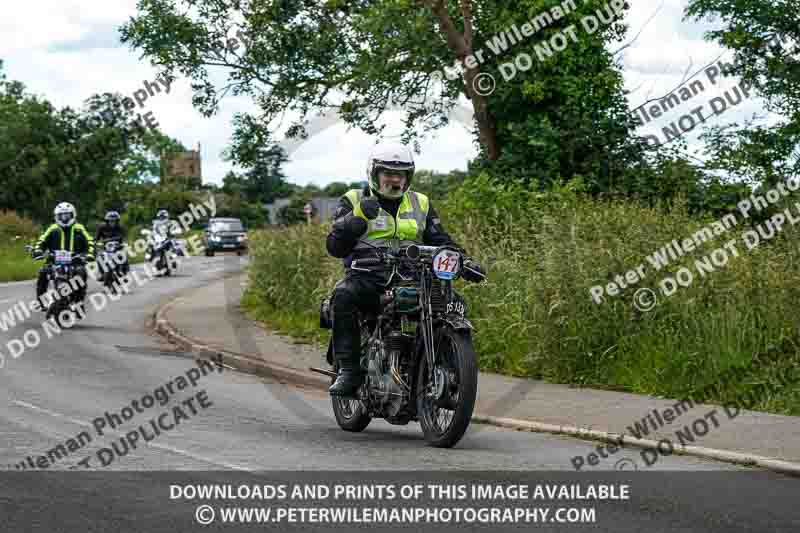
(344, 189), (430, 250)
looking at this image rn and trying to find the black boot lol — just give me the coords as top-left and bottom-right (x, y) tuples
(329, 356), (363, 397)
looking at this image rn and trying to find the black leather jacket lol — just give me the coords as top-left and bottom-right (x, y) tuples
(95, 222), (126, 242)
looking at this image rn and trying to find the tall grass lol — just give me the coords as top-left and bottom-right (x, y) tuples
(0, 211), (41, 281)
(243, 175), (800, 414)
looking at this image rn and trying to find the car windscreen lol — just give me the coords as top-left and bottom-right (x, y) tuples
(210, 221), (244, 232)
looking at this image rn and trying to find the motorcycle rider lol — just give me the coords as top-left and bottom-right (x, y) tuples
(33, 202), (95, 310)
(146, 209), (170, 260)
(151, 209), (173, 238)
(146, 208), (185, 265)
(325, 143), (486, 397)
(95, 210), (129, 277)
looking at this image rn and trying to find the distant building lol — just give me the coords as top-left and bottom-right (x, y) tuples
(161, 143), (202, 189)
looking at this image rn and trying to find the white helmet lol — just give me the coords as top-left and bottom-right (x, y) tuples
(54, 202), (76, 227)
(366, 143), (415, 199)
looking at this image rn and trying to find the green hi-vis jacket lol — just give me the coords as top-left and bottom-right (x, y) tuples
(344, 189), (430, 250)
(35, 223), (95, 258)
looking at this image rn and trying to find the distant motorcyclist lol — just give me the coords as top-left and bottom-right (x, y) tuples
(151, 209), (173, 238)
(95, 210), (129, 275)
(325, 143), (486, 397)
(33, 202), (95, 309)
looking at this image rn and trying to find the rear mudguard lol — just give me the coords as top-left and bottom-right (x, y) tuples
(442, 315), (474, 331)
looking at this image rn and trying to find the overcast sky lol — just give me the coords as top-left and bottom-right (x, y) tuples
(0, 0), (775, 187)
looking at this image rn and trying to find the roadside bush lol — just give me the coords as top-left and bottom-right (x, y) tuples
(242, 224), (339, 343)
(0, 210), (39, 240)
(0, 210), (41, 281)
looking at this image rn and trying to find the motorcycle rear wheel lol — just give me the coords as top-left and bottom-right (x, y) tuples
(416, 327), (478, 448)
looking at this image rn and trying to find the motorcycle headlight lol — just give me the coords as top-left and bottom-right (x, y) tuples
(237, 235), (246, 242)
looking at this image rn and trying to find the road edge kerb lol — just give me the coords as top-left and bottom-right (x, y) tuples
(153, 295), (329, 391)
(472, 415), (800, 477)
(152, 288), (800, 478)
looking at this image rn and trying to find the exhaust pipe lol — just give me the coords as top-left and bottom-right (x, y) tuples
(309, 366), (337, 379)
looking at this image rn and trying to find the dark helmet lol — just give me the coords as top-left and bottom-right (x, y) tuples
(104, 210), (121, 225)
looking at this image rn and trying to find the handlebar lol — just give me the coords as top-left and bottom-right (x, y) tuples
(351, 242), (469, 273)
(404, 244), (440, 259)
(30, 249), (89, 263)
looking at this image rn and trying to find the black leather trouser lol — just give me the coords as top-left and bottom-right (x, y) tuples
(331, 274), (385, 369)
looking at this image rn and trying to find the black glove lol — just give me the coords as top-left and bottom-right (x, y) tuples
(360, 196), (380, 220)
(333, 213), (368, 239)
(462, 259), (487, 283)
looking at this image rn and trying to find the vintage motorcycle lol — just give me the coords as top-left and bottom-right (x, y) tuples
(313, 243), (483, 448)
(27, 246), (88, 328)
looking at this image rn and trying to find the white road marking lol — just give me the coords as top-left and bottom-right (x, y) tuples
(13, 399), (251, 472)
(0, 298), (15, 305)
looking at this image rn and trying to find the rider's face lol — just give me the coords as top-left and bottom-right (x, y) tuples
(378, 170), (406, 193)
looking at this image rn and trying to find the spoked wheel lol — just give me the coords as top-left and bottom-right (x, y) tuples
(416, 327), (478, 448)
(330, 364), (372, 432)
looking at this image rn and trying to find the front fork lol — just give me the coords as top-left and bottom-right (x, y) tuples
(418, 273), (438, 398)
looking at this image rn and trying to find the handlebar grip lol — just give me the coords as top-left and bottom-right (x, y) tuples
(354, 257), (382, 267)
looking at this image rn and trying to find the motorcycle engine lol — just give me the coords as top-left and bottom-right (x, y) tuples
(366, 332), (411, 417)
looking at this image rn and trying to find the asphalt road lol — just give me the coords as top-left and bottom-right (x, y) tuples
(0, 255), (797, 532)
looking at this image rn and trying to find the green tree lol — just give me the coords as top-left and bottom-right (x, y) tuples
(686, 0), (800, 186)
(119, 0), (631, 170)
(240, 145), (293, 204)
(0, 61), (183, 225)
(323, 182), (350, 198)
(221, 170), (245, 197)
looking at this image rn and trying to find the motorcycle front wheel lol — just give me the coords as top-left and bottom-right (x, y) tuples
(103, 272), (117, 294)
(416, 327), (478, 448)
(50, 301), (76, 329)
